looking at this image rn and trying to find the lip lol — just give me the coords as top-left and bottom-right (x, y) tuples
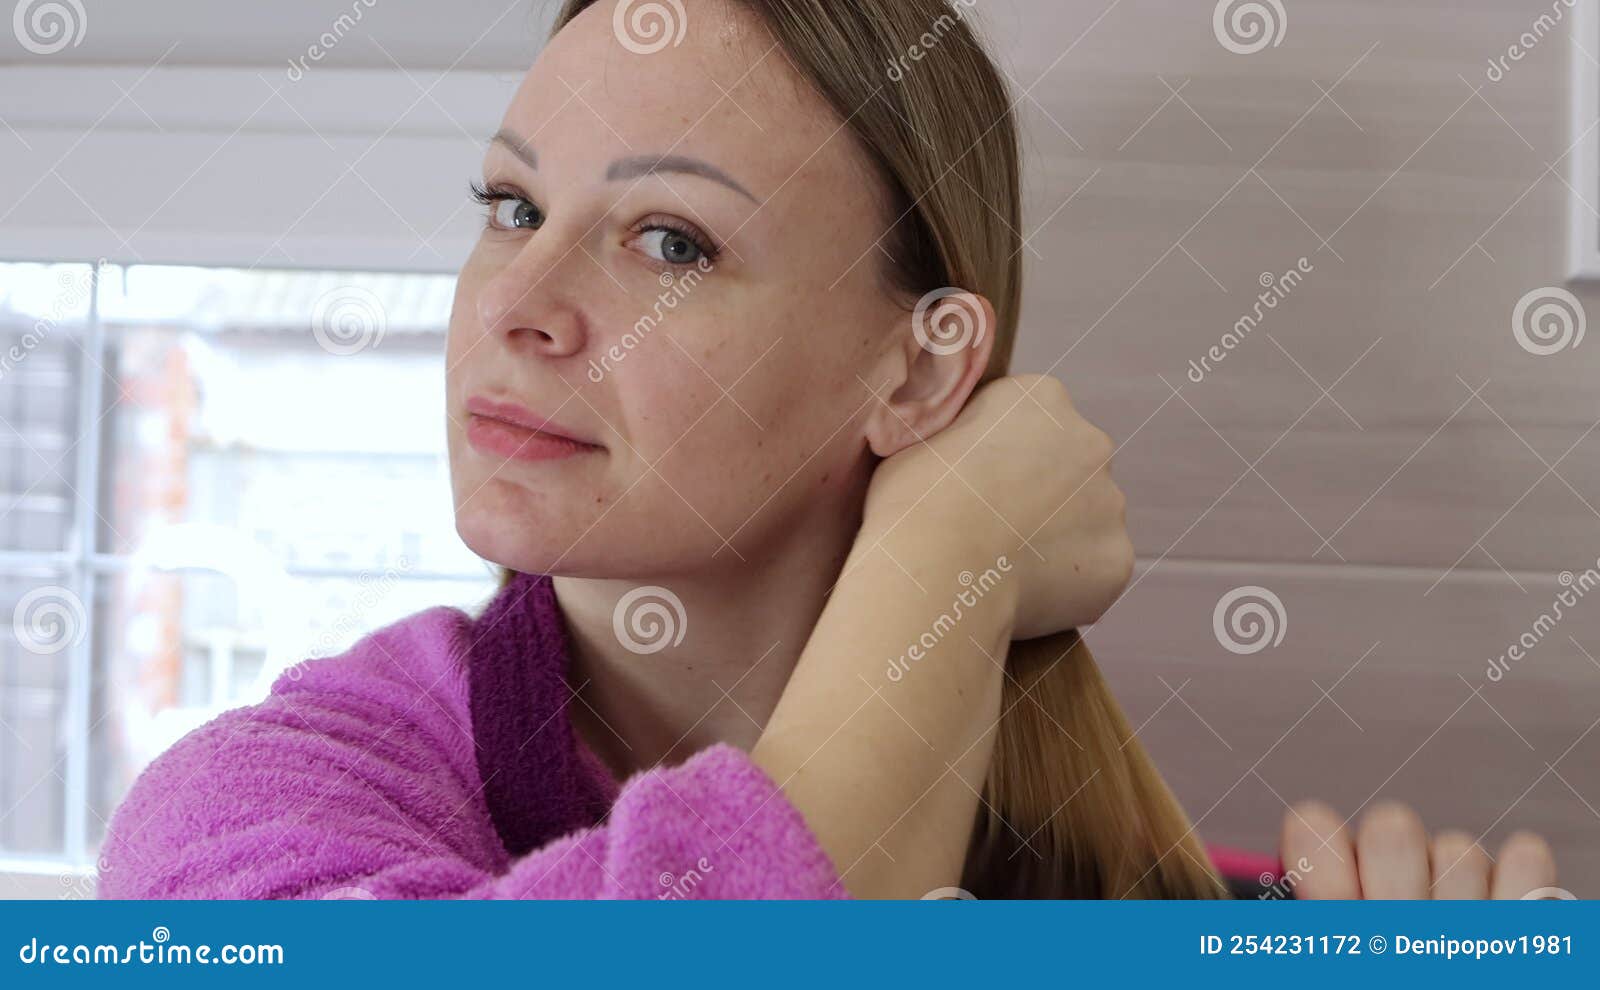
(464, 395), (603, 463)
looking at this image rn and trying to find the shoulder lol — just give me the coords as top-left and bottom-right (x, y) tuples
(270, 601), (480, 731)
(97, 600), (494, 898)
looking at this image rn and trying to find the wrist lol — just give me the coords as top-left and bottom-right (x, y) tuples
(847, 503), (1022, 651)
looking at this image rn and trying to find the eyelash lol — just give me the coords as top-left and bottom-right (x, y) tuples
(468, 180), (722, 268)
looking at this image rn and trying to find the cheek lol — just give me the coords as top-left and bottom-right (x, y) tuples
(620, 334), (863, 507)
(446, 250), (496, 349)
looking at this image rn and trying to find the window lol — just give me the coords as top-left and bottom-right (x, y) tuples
(0, 262), (496, 880)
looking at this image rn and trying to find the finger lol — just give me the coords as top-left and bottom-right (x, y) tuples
(1490, 830), (1557, 899)
(1429, 830), (1491, 899)
(1280, 800), (1360, 899)
(1355, 801), (1430, 899)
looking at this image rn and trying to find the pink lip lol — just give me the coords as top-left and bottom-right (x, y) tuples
(464, 395), (603, 463)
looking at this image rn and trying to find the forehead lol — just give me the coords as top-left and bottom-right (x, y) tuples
(496, 0), (868, 202)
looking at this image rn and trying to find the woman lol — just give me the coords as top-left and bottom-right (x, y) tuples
(98, 0), (1558, 900)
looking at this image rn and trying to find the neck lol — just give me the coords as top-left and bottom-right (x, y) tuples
(553, 480), (870, 780)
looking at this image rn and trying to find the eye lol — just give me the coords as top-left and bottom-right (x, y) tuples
(491, 198), (543, 230)
(632, 218), (720, 269)
(469, 180), (543, 231)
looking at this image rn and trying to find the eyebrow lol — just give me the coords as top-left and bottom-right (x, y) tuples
(490, 129), (758, 203)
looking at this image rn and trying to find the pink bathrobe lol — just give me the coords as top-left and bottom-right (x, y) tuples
(97, 570), (1276, 899)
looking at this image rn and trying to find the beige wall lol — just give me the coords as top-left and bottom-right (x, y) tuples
(994, 0), (1600, 891)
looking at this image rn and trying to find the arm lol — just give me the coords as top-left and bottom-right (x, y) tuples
(752, 512), (1015, 899)
(753, 374), (1132, 899)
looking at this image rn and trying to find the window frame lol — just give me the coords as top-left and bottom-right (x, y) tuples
(1, 259), (492, 879)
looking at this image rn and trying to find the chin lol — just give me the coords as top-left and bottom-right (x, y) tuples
(452, 496), (609, 579)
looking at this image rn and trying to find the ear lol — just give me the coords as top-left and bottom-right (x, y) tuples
(863, 289), (997, 458)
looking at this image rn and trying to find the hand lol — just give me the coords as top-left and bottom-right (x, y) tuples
(862, 373), (1134, 640)
(1280, 800), (1562, 899)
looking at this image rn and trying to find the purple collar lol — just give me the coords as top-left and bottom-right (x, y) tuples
(466, 570), (619, 856)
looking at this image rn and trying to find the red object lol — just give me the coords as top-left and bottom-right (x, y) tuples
(1206, 842), (1285, 895)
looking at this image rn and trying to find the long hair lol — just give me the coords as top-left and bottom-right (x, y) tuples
(532, 0), (1225, 898)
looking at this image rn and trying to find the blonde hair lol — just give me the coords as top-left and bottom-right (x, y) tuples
(534, 0), (1225, 898)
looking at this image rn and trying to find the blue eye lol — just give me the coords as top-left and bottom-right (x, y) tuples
(632, 217), (720, 269)
(638, 228), (703, 266)
(491, 198), (543, 230)
(469, 181), (543, 230)
(467, 179), (721, 270)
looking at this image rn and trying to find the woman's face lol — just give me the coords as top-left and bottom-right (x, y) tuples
(446, 0), (911, 578)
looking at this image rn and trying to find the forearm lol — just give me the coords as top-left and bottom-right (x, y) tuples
(751, 515), (1014, 898)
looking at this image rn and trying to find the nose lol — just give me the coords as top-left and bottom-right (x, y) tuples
(475, 239), (589, 358)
